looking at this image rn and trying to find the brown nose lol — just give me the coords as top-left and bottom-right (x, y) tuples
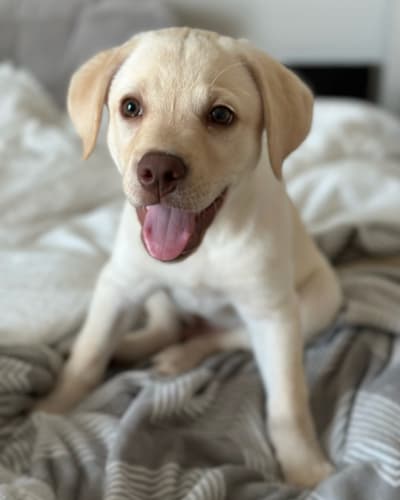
(137, 152), (187, 198)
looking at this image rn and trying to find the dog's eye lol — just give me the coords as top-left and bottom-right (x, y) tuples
(209, 106), (234, 126)
(121, 98), (143, 118)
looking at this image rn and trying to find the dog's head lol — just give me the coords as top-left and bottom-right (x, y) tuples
(68, 28), (312, 262)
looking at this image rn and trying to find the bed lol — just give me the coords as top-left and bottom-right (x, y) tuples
(1, 1), (400, 499)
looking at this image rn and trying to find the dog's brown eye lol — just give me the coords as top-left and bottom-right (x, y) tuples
(121, 98), (143, 118)
(209, 105), (234, 126)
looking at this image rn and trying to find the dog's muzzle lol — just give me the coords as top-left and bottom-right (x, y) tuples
(133, 152), (227, 262)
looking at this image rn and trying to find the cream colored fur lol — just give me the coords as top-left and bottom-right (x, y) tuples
(36, 28), (342, 487)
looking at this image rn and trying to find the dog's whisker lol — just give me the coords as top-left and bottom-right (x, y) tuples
(209, 62), (246, 87)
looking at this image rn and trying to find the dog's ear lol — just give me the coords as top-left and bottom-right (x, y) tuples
(240, 43), (313, 179)
(67, 42), (135, 159)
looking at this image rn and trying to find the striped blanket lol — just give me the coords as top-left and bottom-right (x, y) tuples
(1, 65), (400, 499)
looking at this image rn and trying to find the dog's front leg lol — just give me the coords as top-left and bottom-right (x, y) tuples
(36, 265), (153, 413)
(239, 293), (332, 487)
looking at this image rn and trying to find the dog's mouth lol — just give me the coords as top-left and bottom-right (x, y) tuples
(136, 190), (227, 262)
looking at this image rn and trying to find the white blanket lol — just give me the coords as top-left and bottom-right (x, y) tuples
(1, 63), (400, 346)
(286, 98), (400, 257)
(0, 63), (122, 345)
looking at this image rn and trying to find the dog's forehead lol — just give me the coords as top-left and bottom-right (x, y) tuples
(112, 30), (247, 97)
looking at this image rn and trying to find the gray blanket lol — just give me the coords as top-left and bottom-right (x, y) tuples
(2, 262), (400, 500)
(2, 69), (400, 498)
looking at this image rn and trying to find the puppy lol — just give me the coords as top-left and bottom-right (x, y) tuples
(37, 28), (342, 487)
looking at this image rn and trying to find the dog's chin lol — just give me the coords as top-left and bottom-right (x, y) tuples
(135, 190), (227, 262)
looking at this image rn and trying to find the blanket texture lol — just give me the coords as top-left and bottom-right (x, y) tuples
(1, 64), (400, 499)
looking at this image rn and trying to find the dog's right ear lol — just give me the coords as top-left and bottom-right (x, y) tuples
(238, 41), (313, 180)
(67, 42), (135, 159)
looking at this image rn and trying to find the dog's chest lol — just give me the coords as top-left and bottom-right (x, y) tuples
(169, 285), (237, 327)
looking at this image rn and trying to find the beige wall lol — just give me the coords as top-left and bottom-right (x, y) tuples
(379, 0), (400, 113)
(167, 0), (399, 112)
(167, 0), (388, 63)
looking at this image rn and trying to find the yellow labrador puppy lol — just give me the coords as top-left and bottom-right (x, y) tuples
(37, 28), (342, 486)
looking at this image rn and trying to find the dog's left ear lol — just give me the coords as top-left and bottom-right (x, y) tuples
(240, 43), (313, 179)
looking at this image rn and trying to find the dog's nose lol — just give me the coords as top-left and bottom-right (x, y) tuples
(137, 152), (187, 197)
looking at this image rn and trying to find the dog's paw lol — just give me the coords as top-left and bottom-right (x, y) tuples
(34, 383), (82, 414)
(34, 372), (89, 414)
(283, 458), (333, 488)
(269, 417), (334, 488)
(152, 344), (200, 375)
(35, 392), (68, 414)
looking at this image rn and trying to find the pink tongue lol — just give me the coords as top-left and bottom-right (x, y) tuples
(143, 205), (196, 261)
